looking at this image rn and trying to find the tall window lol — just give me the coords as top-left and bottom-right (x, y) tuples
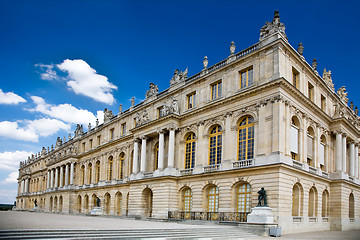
(121, 123), (126, 135)
(237, 183), (251, 213)
(82, 142), (86, 152)
(308, 187), (317, 217)
(321, 95), (326, 112)
(187, 92), (196, 109)
(97, 135), (101, 146)
(158, 106), (164, 118)
(81, 165), (85, 185)
(96, 161), (100, 183)
(119, 153), (125, 179)
(211, 81), (222, 100)
(349, 193), (355, 218)
(110, 128), (114, 140)
(322, 190), (329, 217)
(88, 163), (92, 184)
(207, 186), (219, 212)
(183, 188), (192, 212)
(308, 82), (314, 101)
(89, 139), (93, 149)
(291, 116), (300, 161)
(307, 127), (314, 166)
(292, 183), (302, 216)
(238, 116), (254, 160)
(185, 133), (196, 169)
(292, 68), (299, 89)
(154, 143), (159, 170)
(240, 67), (253, 89)
(319, 135), (326, 171)
(108, 156), (113, 181)
(209, 125), (222, 165)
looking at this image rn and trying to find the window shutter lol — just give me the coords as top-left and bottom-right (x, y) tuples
(290, 125), (299, 154)
(307, 135), (313, 159)
(319, 142), (325, 165)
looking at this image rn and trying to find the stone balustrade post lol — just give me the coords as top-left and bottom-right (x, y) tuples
(140, 137), (147, 172)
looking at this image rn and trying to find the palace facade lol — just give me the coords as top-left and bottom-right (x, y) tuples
(16, 12), (360, 234)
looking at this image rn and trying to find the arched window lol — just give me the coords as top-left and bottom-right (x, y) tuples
(108, 156), (113, 181)
(116, 192), (122, 216)
(308, 187), (317, 217)
(290, 116), (300, 160)
(292, 183), (303, 216)
(88, 163), (92, 184)
(77, 195), (82, 213)
(154, 143), (159, 170)
(207, 186), (219, 212)
(349, 193), (355, 219)
(322, 190), (329, 217)
(96, 161), (100, 183)
(185, 133), (196, 169)
(238, 116), (254, 160)
(307, 127), (315, 166)
(105, 193), (111, 215)
(119, 153), (125, 179)
(209, 125), (222, 165)
(81, 165), (85, 185)
(84, 195), (89, 214)
(183, 188), (192, 212)
(237, 183), (251, 213)
(319, 135), (326, 171)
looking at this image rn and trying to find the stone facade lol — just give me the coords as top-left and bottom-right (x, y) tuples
(16, 12), (360, 234)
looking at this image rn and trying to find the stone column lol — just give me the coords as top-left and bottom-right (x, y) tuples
(70, 162), (74, 185)
(65, 164), (69, 186)
(158, 130), (165, 169)
(355, 145), (359, 178)
(55, 167), (59, 188)
(50, 169), (54, 188)
(168, 128), (175, 168)
(342, 134), (347, 173)
(335, 132), (342, 172)
(21, 180), (24, 193)
(59, 166), (64, 187)
(132, 140), (139, 174)
(140, 137), (147, 172)
(47, 171), (50, 189)
(350, 142), (355, 177)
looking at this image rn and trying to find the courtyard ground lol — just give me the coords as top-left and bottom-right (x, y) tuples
(0, 211), (359, 239)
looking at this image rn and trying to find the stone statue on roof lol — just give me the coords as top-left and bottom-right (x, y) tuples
(74, 124), (84, 137)
(146, 83), (158, 99)
(104, 108), (114, 123)
(55, 137), (62, 148)
(260, 11), (287, 41)
(337, 86), (348, 104)
(322, 68), (335, 91)
(170, 68), (188, 86)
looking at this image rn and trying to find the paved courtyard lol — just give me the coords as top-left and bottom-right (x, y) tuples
(0, 211), (359, 239)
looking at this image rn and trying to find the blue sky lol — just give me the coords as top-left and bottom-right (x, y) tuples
(0, 0), (359, 203)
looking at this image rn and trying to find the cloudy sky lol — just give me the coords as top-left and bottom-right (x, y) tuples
(0, 0), (359, 203)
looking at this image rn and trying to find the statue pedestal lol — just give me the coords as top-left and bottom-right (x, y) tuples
(31, 206), (39, 212)
(247, 207), (274, 224)
(90, 207), (103, 215)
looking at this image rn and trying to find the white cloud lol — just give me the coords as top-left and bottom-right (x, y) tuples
(0, 151), (32, 171)
(57, 59), (118, 104)
(4, 171), (18, 183)
(0, 89), (26, 105)
(35, 64), (59, 81)
(29, 96), (103, 126)
(0, 118), (70, 142)
(0, 189), (17, 204)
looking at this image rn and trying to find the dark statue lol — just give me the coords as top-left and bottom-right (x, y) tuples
(96, 197), (100, 207)
(257, 187), (267, 207)
(34, 199), (37, 207)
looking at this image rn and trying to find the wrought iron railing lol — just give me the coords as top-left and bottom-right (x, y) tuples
(168, 211), (249, 222)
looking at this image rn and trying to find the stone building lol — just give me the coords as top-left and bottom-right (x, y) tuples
(16, 11), (360, 234)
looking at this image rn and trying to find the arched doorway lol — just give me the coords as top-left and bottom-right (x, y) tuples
(54, 196), (58, 213)
(142, 188), (153, 218)
(77, 195), (82, 213)
(49, 197), (53, 212)
(59, 196), (63, 213)
(84, 195), (89, 214)
(104, 193), (111, 215)
(115, 192), (122, 216)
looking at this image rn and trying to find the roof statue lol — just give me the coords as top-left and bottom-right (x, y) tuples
(104, 108), (114, 123)
(170, 68), (188, 87)
(337, 86), (348, 104)
(74, 124), (84, 138)
(55, 137), (62, 149)
(260, 11), (287, 41)
(145, 83), (159, 99)
(322, 68), (335, 91)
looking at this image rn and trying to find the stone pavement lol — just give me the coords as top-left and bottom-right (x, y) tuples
(0, 211), (359, 239)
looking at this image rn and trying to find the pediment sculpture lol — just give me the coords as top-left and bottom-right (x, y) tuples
(135, 109), (150, 127)
(170, 68), (188, 87)
(337, 86), (348, 104)
(161, 97), (180, 116)
(145, 83), (158, 99)
(74, 124), (84, 137)
(260, 11), (287, 41)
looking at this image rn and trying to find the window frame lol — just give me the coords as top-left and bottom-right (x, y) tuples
(211, 81), (222, 100)
(240, 67), (254, 89)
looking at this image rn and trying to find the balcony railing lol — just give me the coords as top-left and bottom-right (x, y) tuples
(233, 159), (254, 168)
(204, 164), (220, 172)
(180, 168), (193, 175)
(168, 211), (249, 222)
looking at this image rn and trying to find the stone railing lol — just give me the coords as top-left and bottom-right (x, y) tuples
(168, 211), (249, 222)
(235, 43), (260, 60)
(180, 168), (193, 175)
(232, 159), (254, 169)
(321, 171), (329, 178)
(144, 172), (153, 179)
(204, 164), (220, 173)
(292, 160), (303, 169)
(309, 166), (317, 174)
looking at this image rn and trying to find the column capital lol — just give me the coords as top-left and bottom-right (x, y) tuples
(332, 130), (342, 135)
(140, 136), (148, 140)
(157, 129), (166, 134)
(167, 126), (178, 131)
(133, 138), (141, 143)
(342, 133), (348, 138)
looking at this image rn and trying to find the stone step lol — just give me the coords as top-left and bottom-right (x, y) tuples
(0, 228), (256, 239)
